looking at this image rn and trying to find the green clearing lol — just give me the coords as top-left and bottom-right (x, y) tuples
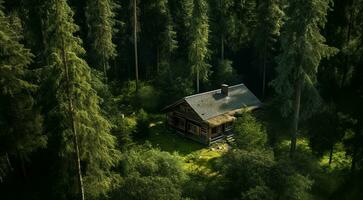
(144, 114), (228, 174)
(143, 114), (352, 176)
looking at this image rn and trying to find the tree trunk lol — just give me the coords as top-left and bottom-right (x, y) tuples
(5, 153), (12, 172)
(350, 147), (357, 172)
(329, 145), (334, 165)
(290, 78), (302, 156)
(220, 0), (224, 61)
(341, 4), (353, 88)
(262, 38), (267, 99)
(61, 37), (85, 200)
(196, 69), (200, 93)
(156, 46), (160, 76)
(134, 0), (139, 92)
(19, 153), (27, 179)
(103, 51), (108, 83)
(221, 34), (224, 61)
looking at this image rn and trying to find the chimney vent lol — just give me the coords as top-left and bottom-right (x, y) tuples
(221, 84), (229, 96)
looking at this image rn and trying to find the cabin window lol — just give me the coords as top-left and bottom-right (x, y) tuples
(172, 116), (185, 130)
(212, 127), (217, 134)
(187, 122), (199, 135)
(225, 122), (233, 131)
(201, 126), (207, 135)
(211, 126), (222, 134)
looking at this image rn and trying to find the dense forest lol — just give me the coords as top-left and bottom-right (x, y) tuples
(0, 0), (363, 199)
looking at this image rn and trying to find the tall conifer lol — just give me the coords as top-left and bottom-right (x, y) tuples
(188, 0), (210, 93)
(254, 0), (284, 98)
(0, 0), (45, 179)
(271, 0), (337, 155)
(85, 0), (118, 82)
(43, 0), (121, 199)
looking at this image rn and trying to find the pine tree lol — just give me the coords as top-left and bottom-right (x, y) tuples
(85, 0), (118, 82)
(154, 0), (178, 75)
(215, 0), (256, 56)
(188, 0), (210, 93)
(131, 0), (140, 91)
(0, 0), (46, 180)
(271, 0), (337, 155)
(339, 0), (363, 88)
(43, 0), (121, 199)
(254, 0), (284, 98)
(227, 0), (257, 50)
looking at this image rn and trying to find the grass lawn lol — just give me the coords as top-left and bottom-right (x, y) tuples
(144, 114), (228, 174)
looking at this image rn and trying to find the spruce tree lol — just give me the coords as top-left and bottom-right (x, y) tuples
(154, 0), (178, 75)
(188, 0), (210, 93)
(43, 0), (121, 199)
(0, 0), (46, 179)
(131, 0), (139, 91)
(254, 0), (284, 98)
(85, 0), (118, 82)
(271, 0), (337, 155)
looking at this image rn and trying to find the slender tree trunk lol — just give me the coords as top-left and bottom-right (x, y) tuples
(61, 37), (85, 200)
(262, 39), (267, 99)
(19, 154), (27, 179)
(221, 34), (224, 61)
(156, 46), (160, 75)
(351, 147), (357, 172)
(341, 4), (353, 88)
(220, 0), (224, 61)
(329, 145), (334, 165)
(196, 69), (200, 93)
(113, 59), (117, 79)
(103, 51), (108, 83)
(5, 153), (12, 172)
(290, 78), (302, 156)
(133, 0), (139, 92)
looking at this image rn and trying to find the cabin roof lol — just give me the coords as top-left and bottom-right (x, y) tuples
(163, 83), (262, 121)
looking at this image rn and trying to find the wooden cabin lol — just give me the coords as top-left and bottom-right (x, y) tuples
(162, 84), (262, 145)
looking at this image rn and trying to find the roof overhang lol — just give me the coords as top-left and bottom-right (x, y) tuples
(206, 114), (236, 127)
(205, 105), (262, 127)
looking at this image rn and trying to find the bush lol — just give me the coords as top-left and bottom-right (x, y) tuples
(113, 146), (187, 200)
(233, 111), (268, 150)
(134, 109), (150, 140)
(137, 84), (161, 112)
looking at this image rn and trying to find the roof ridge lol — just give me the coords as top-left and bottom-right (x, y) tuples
(184, 83), (245, 100)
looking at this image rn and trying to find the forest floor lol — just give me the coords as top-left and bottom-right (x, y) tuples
(145, 114), (228, 175)
(141, 112), (355, 197)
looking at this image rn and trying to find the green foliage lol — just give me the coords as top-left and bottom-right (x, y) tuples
(342, 116), (363, 170)
(0, 0), (46, 173)
(307, 106), (347, 157)
(234, 111), (267, 150)
(137, 84), (161, 111)
(134, 109), (150, 139)
(241, 185), (274, 200)
(43, 0), (121, 198)
(271, 0), (338, 117)
(217, 149), (275, 199)
(254, 0), (283, 49)
(85, 0), (118, 75)
(213, 59), (240, 86)
(1, 0), (363, 199)
(113, 81), (162, 112)
(113, 116), (135, 148)
(279, 173), (314, 200)
(217, 148), (314, 200)
(188, 0), (211, 87)
(114, 146), (187, 200)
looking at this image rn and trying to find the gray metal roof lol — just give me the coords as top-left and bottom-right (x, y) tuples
(184, 84), (262, 120)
